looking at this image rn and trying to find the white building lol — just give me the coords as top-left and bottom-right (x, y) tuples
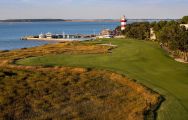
(39, 33), (46, 38)
(150, 28), (156, 40)
(98, 29), (114, 38)
(180, 24), (188, 30)
(46, 32), (52, 39)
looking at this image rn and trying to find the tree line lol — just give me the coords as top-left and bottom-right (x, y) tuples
(116, 16), (188, 60)
(151, 16), (188, 52)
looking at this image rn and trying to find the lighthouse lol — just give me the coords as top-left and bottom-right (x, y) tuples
(121, 16), (127, 31)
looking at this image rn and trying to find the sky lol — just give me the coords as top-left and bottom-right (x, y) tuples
(0, 0), (188, 19)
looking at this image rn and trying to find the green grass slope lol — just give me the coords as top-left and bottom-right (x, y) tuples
(17, 39), (188, 120)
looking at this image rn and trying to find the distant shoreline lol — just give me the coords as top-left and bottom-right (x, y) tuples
(0, 19), (178, 23)
(0, 19), (119, 23)
(0, 19), (66, 22)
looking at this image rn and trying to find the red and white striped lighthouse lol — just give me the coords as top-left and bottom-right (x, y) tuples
(121, 16), (127, 31)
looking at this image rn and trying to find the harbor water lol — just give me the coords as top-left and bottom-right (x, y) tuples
(0, 22), (119, 50)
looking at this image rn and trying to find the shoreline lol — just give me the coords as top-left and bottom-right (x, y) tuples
(21, 37), (95, 42)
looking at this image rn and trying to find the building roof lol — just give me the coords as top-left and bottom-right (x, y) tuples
(180, 24), (188, 30)
(100, 29), (113, 35)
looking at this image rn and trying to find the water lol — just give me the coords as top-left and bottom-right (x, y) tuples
(0, 22), (119, 50)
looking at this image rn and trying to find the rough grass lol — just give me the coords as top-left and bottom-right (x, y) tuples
(0, 67), (160, 120)
(16, 39), (188, 120)
(0, 41), (161, 120)
(0, 41), (112, 61)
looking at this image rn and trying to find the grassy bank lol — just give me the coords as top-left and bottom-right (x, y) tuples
(17, 39), (188, 120)
(0, 67), (160, 120)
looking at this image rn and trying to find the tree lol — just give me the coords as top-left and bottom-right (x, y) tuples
(181, 16), (188, 24)
(158, 22), (188, 52)
(124, 22), (150, 40)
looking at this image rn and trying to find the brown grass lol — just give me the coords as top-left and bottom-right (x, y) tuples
(0, 42), (112, 60)
(0, 67), (161, 120)
(0, 41), (113, 67)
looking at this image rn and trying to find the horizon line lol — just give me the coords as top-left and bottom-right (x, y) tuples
(0, 18), (180, 21)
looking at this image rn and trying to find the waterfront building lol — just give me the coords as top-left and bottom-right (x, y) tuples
(46, 32), (52, 39)
(67, 35), (70, 39)
(69, 35), (76, 39)
(62, 32), (65, 38)
(39, 33), (46, 38)
(98, 29), (114, 38)
(180, 24), (188, 30)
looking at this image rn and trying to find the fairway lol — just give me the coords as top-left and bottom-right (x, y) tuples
(17, 39), (188, 120)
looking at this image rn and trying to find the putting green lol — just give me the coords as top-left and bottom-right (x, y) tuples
(17, 39), (188, 120)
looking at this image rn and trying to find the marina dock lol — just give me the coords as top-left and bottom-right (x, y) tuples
(21, 32), (96, 41)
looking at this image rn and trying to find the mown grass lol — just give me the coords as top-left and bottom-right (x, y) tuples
(17, 38), (188, 120)
(0, 41), (161, 120)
